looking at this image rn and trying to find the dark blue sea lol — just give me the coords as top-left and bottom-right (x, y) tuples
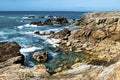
(0, 11), (85, 66)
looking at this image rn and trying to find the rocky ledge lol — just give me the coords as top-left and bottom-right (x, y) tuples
(49, 11), (120, 79)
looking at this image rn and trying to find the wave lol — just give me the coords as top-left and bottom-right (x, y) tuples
(44, 38), (60, 47)
(22, 17), (28, 19)
(16, 24), (39, 29)
(24, 24), (38, 27)
(20, 46), (42, 53)
(17, 26), (23, 29)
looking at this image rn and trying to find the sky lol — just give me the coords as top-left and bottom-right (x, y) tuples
(0, 0), (120, 11)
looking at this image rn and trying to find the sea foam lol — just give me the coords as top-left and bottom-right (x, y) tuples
(20, 46), (42, 53)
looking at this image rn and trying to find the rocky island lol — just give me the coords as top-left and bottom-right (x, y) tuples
(0, 11), (120, 80)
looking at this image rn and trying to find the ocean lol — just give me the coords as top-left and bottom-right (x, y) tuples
(0, 11), (85, 67)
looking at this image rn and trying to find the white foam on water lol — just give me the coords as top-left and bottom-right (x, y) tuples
(24, 24), (38, 27)
(22, 17), (28, 19)
(49, 51), (58, 57)
(44, 38), (60, 47)
(20, 46), (42, 53)
(17, 26), (23, 29)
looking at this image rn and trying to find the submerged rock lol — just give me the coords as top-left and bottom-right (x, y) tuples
(33, 50), (48, 62)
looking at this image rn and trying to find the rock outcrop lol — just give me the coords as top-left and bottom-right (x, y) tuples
(0, 42), (23, 63)
(59, 11), (120, 64)
(31, 17), (68, 26)
(50, 28), (71, 39)
(50, 11), (120, 80)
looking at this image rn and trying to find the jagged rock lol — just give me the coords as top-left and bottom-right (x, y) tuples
(34, 31), (40, 35)
(30, 21), (43, 26)
(54, 17), (68, 24)
(33, 51), (48, 62)
(50, 28), (71, 39)
(0, 42), (22, 62)
(43, 19), (53, 25)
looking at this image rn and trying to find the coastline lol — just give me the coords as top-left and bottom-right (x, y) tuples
(0, 11), (120, 80)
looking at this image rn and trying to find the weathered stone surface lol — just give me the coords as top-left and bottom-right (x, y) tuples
(33, 50), (48, 62)
(0, 64), (50, 80)
(0, 42), (21, 62)
(0, 56), (23, 68)
(92, 30), (106, 39)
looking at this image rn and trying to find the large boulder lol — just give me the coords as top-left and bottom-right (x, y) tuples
(0, 42), (22, 63)
(33, 50), (48, 62)
(50, 28), (71, 39)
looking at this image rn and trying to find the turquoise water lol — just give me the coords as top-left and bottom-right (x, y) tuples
(0, 11), (84, 66)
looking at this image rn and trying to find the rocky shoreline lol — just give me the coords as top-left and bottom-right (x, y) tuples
(0, 11), (120, 80)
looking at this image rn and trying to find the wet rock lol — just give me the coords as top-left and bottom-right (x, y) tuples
(50, 28), (71, 39)
(0, 42), (22, 62)
(49, 31), (55, 35)
(33, 50), (48, 62)
(30, 21), (43, 26)
(54, 17), (68, 24)
(43, 19), (53, 25)
(34, 31), (40, 35)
